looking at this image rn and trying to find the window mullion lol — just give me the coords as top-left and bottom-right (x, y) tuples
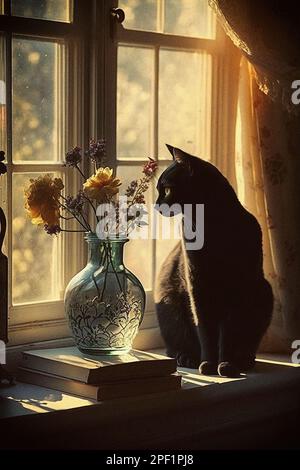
(3, 0), (11, 16)
(104, 1), (118, 170)
(116, 27), (218, 53)
(5, 31), (12, 312)
(11, 163), (67, 172)
(151, 44), (159, 291)
(61, 36), (86, 292)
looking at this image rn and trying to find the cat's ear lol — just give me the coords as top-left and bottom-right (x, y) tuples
(165, 144), (187, 163)
(165, 144), (194, 174)
(166, 144), (176, 159)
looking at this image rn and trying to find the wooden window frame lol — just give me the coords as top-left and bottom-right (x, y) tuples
(1, 0), (93, 346)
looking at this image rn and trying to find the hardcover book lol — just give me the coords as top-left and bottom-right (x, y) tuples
(21, 347), (177, 384)
(17, 367), (182, 401)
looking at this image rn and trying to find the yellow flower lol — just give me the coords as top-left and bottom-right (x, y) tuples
(24, 174), (64, 227)
(83, 167), (121, 202)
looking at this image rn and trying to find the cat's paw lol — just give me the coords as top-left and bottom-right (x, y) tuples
(217, 361), (241, 378)
(176, 353), (200, 369)
(199, 361), (218, 375)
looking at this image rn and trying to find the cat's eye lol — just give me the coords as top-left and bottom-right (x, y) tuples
(164, 187), (171, 196)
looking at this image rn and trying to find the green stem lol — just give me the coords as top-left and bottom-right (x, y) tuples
(107, 242), (124, 296)
(128, 176), (150, 208)
(99, 247), (108, 302)
(59, 200), (89, 231)
(82, 193), (98, 219)
(70, 165), (98, 221)
(75, 164), (87, 181)
(79, 211), (92, 232)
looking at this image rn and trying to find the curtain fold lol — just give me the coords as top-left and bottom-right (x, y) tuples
(209, 1), (300, 351)
(209, 0), (300, 113)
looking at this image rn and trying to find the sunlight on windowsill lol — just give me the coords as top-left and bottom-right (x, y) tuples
(0, 351), (299, 420)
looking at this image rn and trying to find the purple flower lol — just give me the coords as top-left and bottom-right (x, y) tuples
(65, 146), (82, 167)
(64, 191), (84, 214)
(143, 157), (158, 177)
(44, 224), (61, 235)
(135, 194), (146, 204)
(85, 139), (106, 166)
(125, 180), (138, 197)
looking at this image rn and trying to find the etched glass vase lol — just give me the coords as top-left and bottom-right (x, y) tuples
(64, 233), (145, 355)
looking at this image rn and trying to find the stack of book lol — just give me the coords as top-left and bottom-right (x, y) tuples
(18, 347), (181, 401)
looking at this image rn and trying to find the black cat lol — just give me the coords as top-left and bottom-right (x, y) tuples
(155, 145), (273, 377)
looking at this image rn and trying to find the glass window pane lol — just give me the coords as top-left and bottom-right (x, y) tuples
(12, 173), (62, 304)
(119, 0), (157, 32)
(119, 0), (215, 38)
(159, 49), (212, 160)
(164, 0), (216, 38)
(11, 0), (72, 23)
(117, 46), (154, 160)
(117, 165), (152, 290)
(0, 35), (5, 153)
(12, 37), (65, 163)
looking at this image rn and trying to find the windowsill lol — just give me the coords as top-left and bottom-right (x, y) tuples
(1, 349), (300, 449)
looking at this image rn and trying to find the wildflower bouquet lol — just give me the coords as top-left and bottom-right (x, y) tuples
(24, 140), (158, 237)
(24, 140), (158, 354)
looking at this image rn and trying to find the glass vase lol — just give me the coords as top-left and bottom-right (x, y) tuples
(64, 233), (145, 355)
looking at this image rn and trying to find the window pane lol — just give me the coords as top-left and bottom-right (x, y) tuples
(117, 46), (154, 160)
(119, 0), (157, 32)
(11, 0), (72, 23)
(164, 0), (216, 38)
(159, 49), (212, 159)
(12, 37), (65, 163)
(117, 165), (152, 290)
(119, 0), (216, 38)
(12, 173), (62, 304)
(0, 35), (5, 153)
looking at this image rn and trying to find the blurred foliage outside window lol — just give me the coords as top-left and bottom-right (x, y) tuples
(0, 1), (68, 305)
(11, 0), (72, 23)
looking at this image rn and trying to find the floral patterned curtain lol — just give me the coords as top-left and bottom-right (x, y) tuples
(209, 1), (300, 351)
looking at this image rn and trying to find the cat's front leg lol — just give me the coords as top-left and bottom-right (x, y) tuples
(218, 315), (242, 378)
(183, 277), (220, 374)
(197, 320), (219, 375)
(183, 250), (220, 375)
